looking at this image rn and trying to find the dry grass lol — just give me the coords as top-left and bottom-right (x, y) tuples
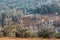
(0, 37), (59, 40)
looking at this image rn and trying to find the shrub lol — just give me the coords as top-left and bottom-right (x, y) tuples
(3, 25), (16, 37)
(0, 27), (3, 37)
(16, 26), (34, 38)
(37, 23), (55, 38)
(0, 31), (3, 37)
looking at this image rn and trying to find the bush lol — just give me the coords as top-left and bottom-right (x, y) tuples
(0, 27), (3, 37)
(38, 30), (50, 38)
(0, 31), (3, 37)
(37, 23), (55, 38)
(3, 25), (16, 37)
(16, 26), (34, 38)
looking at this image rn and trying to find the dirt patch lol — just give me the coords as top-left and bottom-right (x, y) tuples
(0, 37), (59, 40)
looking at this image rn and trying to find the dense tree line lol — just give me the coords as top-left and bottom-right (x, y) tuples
(27, 4), (60, 15)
